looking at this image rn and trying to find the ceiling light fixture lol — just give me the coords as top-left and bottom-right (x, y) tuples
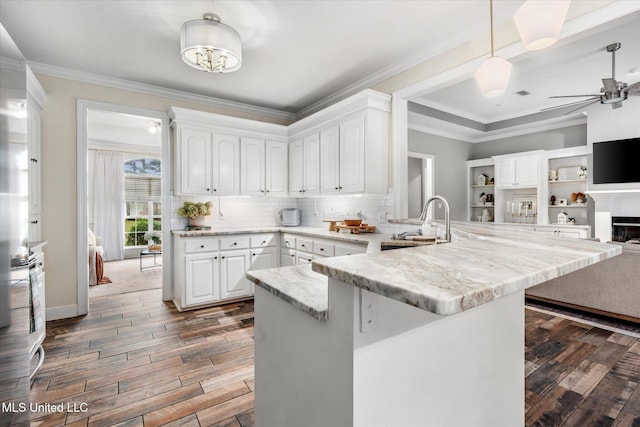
(474, 0), (512, 97)
(147, 120), (161, 134)
(180, 13), (242, 73)
(514, 0), (570, 51)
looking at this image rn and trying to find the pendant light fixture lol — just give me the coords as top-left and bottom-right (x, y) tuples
(180, 13), (242, 73)
(514, 0), (570, 51)
(474, 0), (512, 97)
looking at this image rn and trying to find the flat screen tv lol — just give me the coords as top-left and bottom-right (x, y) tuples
(592, 137), (640, 184)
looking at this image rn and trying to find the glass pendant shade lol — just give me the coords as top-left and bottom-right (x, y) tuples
(180, 14), (242, 73)
(514, 0), (570, 51)
(474, 56), (513, 97)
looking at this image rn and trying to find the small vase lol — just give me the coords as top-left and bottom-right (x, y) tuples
(188, 216), (206, 227)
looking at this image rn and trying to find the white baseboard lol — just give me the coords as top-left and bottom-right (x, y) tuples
(46, 305), (79, 321)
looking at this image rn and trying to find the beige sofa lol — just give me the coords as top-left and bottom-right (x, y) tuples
(526, 242), (640, 322)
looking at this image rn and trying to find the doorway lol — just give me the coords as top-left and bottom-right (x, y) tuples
(407, 152), (434, 219)
(77, 100), (170, 315)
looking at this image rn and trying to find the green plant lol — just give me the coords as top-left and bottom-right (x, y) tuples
(178, 201), (212, 219)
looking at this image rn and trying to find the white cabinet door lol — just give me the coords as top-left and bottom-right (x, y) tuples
(180, 128), (213, 195)
(220, 249), (251, 299)
(289, 138), (304, 195)
(320, 126), (340, 194)
(251, 247), (278, 271)
(515, 156), (539, 188)
(339, 116), (365, 193)
(185, 253), (220, 306)
(281, 249), (296, 267)
(494, 159), (516, 188)
(241, 137), (265, 196)
(266, 140), (288, 197)
(213, 133), (240, 195)
(295, 252), (313, 265)
(303, 133), (320, 195)
(28, 101), (42, 215)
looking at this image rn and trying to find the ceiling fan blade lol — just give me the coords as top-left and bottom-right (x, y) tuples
(549, 95), (601, 99)
(602, 78), (618, 93)
(625, 81), (640, 96)
(540, 97), (600, 112)
(562, 99), (601, 116)
(611, 101), (623, 110)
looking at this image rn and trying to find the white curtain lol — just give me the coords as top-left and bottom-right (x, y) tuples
(91, 150), (124, 261)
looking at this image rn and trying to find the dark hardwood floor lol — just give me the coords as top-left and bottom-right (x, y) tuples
(8, 288), (639, 426)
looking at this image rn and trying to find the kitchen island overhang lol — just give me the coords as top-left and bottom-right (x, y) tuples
(248, 224), (621, 427)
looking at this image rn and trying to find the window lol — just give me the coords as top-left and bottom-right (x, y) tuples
(124, 158), (161, 247)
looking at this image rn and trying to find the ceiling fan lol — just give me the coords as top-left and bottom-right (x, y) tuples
(543, 42), (640, 115)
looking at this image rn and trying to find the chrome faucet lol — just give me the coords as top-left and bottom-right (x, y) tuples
(419, 195), (451, 243)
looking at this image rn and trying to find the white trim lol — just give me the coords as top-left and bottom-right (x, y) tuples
(26, 65), (47, 109)
(46, 305), (78, 321)
(33, 61), (295, 122)
(409, 116), (587, 144)
(77, 100), (172, 317)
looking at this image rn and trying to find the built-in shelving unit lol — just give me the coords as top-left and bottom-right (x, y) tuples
(467, 159), (495, 223)
(546, 146), (589, 227)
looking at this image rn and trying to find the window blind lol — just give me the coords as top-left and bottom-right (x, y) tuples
(125, 175), (161, 201)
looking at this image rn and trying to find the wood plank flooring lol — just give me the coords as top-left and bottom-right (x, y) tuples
(13, 289), (640, 426)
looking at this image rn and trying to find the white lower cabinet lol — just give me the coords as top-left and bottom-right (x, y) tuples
(281, 249), (296, 267)
(185, 253), (220, 306)
(175, 232), (367, 310)
(220, 249), (252, 300)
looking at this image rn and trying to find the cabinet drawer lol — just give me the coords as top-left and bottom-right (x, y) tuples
(314, 242), (335, 257)
(220, 236), (250, 250)
(296, 238), (313, 252)
(251, 233), (277, 248)
(335, 244), (366, 256)
(185, 238), (219, 253)
(282, 234), (296, 249)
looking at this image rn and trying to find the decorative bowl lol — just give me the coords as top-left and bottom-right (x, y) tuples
(343, 219), (362, 226)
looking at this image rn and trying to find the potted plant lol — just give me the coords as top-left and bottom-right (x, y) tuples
(144, 230), (162, 251)
(178, 201), (212, 227)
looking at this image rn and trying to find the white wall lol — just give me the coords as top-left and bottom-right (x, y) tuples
(585, 96), (640, 242)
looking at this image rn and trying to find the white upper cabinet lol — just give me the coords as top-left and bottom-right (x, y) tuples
(320, 117), (365, 194)
(289, 138), (304, 194)
(338, 116), (365, 193)
(288, 90), (391, 196)
(303, 133), (321, 195)
(320, 125), (340, 194)
(265, 140), (288, 197)
(171, 107), (288, 197)
(289, 133), (321, 197)
(241, 137), (266, 196)
(176, 128), (239, 196)
(179, 127), (213, 195)
(494, 154), (540, 189)
(241, 138), (288, 197)
(212, 133), (240, 195)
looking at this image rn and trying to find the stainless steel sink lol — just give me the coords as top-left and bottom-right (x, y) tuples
(380, 240), (447, 251)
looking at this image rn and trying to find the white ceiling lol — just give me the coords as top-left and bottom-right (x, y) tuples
(412, 15), (640, 124)
(1, 0), (639, 139)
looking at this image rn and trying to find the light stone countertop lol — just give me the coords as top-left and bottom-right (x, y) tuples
(172, 226), (391, 248)
(312, 222), (621, 316)
(246, 265), (328, 321)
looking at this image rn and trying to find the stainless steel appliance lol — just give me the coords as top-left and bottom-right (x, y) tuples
(282, 208), (300, 226)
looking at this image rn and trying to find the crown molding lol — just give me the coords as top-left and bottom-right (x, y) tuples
(0, 56), (24, 71)
(409, 114), (587, 144)
(27, 61), (296, 123)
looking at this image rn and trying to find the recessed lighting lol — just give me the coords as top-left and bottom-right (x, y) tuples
(516, 90), (531, 96)
(629, 65), (640, 75)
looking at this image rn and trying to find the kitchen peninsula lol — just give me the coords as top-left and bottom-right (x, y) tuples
(247, 223), (620, 427)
